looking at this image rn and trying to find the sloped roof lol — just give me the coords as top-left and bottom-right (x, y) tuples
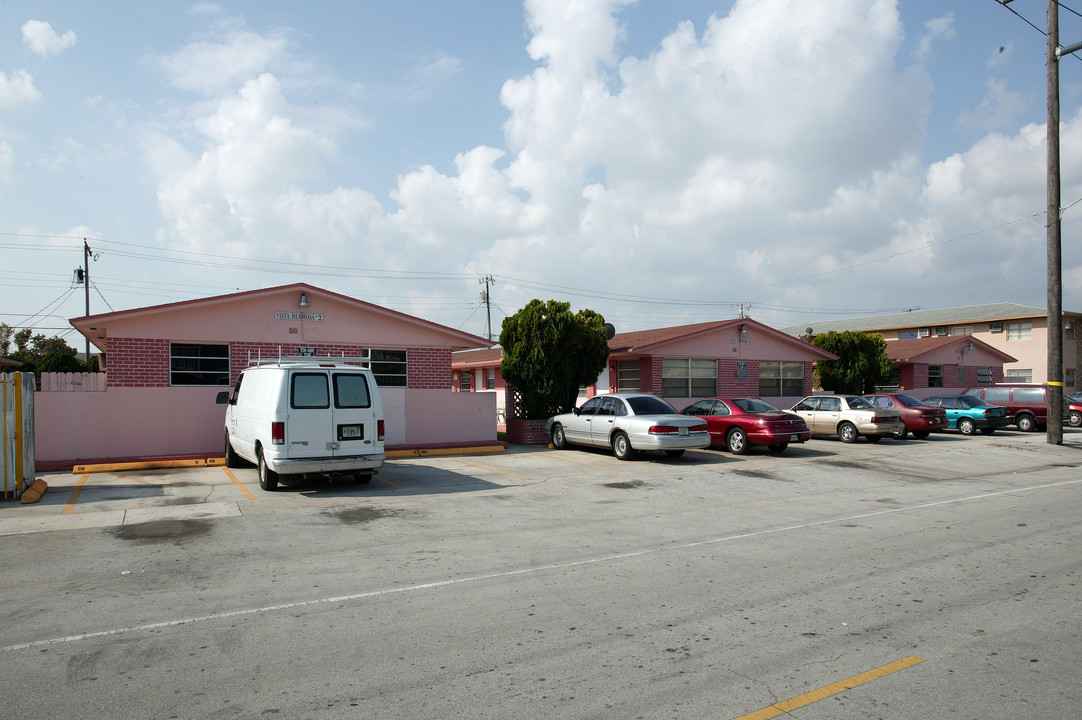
(780, 302), (1064, 336)
(610, 318), (836, 359)
(451, 347), (504, 368)
(884, 336), (1017, 363)
(70, 283), (492, 351)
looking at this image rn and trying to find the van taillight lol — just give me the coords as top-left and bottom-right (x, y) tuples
(271, 422), (285, 445)
(377, 420), (385, 441)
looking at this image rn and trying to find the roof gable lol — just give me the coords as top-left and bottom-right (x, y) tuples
(885, 336), (1017, 364)
(70, 283), (491, 351)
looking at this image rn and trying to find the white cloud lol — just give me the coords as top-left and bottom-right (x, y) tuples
(0, 69), (43, 110)
(0, 141), (13, 182)
(21, 20), (77, 57)
(914, 13), (955, 63)
(157, 30), (290, 94)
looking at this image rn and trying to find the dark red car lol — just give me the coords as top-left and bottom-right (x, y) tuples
(864, 393), (948, 439)
(681, 397), (810, 454)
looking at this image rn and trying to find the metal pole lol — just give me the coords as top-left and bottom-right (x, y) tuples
(1047, 0), (1064, 444)
(83, 239), (91, 365)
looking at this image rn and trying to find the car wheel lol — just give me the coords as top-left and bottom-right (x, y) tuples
(664, 449), (685, 458)
(552, 423), (568, 450)
(726, 428), (749, 455)
(891, 426), (908, 440)
(1070, 410), (1082, 428)
(1016, 413), (1036, 432)
(866, 435), (882, 443)
(257, 448), (279, 491)
(979, 428), (996, 435)
(958, 418), (976, 435)
(912, 430), (930, 439)
(224, 432), (241, 468)
(767, 443), (788, 453)
(612, 432), (635, 461)
(838, 422), (858, 443)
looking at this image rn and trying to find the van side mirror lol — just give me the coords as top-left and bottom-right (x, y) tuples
(216, 391), (229, 405)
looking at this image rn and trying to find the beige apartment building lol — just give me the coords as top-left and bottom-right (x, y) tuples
(782, 303), (1082, 393)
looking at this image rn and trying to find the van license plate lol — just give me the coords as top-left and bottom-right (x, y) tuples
(340, 425), (362, 439)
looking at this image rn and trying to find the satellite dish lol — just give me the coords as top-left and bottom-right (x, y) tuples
(604, 323), (616, 339)
(806, 327), (813, 335)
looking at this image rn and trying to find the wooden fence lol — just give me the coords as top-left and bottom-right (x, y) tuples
(2, 372), (35, 500)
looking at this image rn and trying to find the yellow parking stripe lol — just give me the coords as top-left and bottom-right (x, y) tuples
(221, 467), (257, 500)
(544, 454), (625, 471)
(448, 458), (527, 482)
(732, 656), (925, 720)
(62, 474), (90, 515)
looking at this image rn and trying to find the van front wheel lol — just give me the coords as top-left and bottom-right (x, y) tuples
(224, 433), (241, 468)
(257, 449), (279, 491)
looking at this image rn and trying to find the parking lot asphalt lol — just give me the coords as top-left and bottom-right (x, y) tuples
(4, 427), (1081, 537)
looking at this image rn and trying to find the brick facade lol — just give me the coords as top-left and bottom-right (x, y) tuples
(105, 338), (450, 390)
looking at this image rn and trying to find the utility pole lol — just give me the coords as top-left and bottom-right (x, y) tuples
(1047, 0), (1065, 444)
(731, 303), (751, 319)
(479, 275), (496, 342)
(83, 239), (92, 364)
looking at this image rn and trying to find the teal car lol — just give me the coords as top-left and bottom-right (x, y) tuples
(923, 395), (1010, 435)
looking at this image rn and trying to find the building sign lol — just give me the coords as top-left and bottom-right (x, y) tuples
(275, 312), (323, 321)
(297, 347), (318, 357)
(729, 338), (752, 344)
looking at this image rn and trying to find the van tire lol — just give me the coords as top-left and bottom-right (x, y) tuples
(257, 449), (278, 491)
(353, 472), (373, 484)
(1015, 413), (1036, 432)
(224, 433), (241, 468)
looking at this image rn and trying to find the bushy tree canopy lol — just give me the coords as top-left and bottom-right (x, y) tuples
(811, 331), (894, 394)
(1, 323), (85, 375)
(499, 299), (610, 419)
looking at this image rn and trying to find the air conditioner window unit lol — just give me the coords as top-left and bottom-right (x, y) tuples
(918, 328), (930, 338)
(989, 322), (1003, 333)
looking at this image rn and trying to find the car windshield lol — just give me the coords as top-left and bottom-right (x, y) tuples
(845, 396), (874, 409)
(959, 396), (990, 408)
(894, 394), (926, 407)
(626, 396), (677, 415)
(733, 398), (778, 413)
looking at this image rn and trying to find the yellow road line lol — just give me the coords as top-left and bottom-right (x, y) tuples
(544, 453), (625, 470)
(448, 458), (527, 482)
(375, 475), (401, 489)
(62, 474), (91, 515)
(732, 656), (925, 720)
(221, 467), (257, 500)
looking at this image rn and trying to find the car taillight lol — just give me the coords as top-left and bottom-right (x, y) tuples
(871, 415), (888, 423)
(271, 421), (285, 445)
(983, 410), (994, 417)
(649, 425), (680, 434)
(377, 419), (385, 441)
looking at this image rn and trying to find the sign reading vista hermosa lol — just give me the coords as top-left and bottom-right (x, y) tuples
(275, 311), (324, 321)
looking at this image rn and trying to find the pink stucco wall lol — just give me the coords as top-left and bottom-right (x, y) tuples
(34, 385), (495, 464)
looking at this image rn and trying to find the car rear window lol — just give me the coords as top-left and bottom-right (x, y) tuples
(334, 373), (372, 408)
(627, 396), (676, 415)
(894, 394), (925, 406)
(292, 373), (330, 409)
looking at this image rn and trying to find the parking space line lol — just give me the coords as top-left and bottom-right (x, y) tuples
(61, 474), (91, 515)
(447, 458), (527, 482)
(375, 475), (401, 489)
(731, 656), (925, 720)
(220, 467), (257, 500)
(544, 454), (625, 471)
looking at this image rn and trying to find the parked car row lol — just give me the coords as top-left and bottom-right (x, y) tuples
(546, 386), (1059, 461)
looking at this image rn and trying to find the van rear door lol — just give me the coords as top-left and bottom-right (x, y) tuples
(329, 371), (380, 455)
(287, 370), (335, 460)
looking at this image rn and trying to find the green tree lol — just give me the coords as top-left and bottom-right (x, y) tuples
(811, 331), (894, 394)
(1, 324), (87, 375)
(499, 299), (610, 419)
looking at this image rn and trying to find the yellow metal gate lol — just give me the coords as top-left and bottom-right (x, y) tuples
(2, 372), (35, 500)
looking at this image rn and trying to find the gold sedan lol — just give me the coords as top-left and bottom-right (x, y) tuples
(790, 395), (905, 443)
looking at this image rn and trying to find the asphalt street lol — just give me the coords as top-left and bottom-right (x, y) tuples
(1, 430), (1079, 719)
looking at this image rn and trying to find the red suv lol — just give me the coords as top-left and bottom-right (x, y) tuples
(963, 385), (1049, 432)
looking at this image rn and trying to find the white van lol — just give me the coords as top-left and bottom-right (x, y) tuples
(216, 359), (385, 491)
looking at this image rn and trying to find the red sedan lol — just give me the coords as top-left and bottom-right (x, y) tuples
(681, 397), (811, 454)
(864, 393), (948, 439)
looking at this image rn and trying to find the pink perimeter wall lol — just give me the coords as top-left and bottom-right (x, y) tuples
(35, 386), (496, 465)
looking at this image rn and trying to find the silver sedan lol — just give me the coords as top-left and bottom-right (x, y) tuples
(548, 393), (710, 460)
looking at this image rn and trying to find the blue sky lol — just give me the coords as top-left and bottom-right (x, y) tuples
(3, 0), (1082, 350)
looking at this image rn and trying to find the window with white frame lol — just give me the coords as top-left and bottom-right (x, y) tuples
(1006, 322), (1032, 341)
(486, 368), (495, 389)
(459, 370), (472, 391)
(928, 365), (943, 388)
(170, 343), (230, 386)
(1006, 368), (1033, 382)
(369, 349), (407, 387)
(617, 361), (640, 392)
(758, 361), (804, 397)
(950, 326), (974, 336)
(661, 358), (717, 398)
